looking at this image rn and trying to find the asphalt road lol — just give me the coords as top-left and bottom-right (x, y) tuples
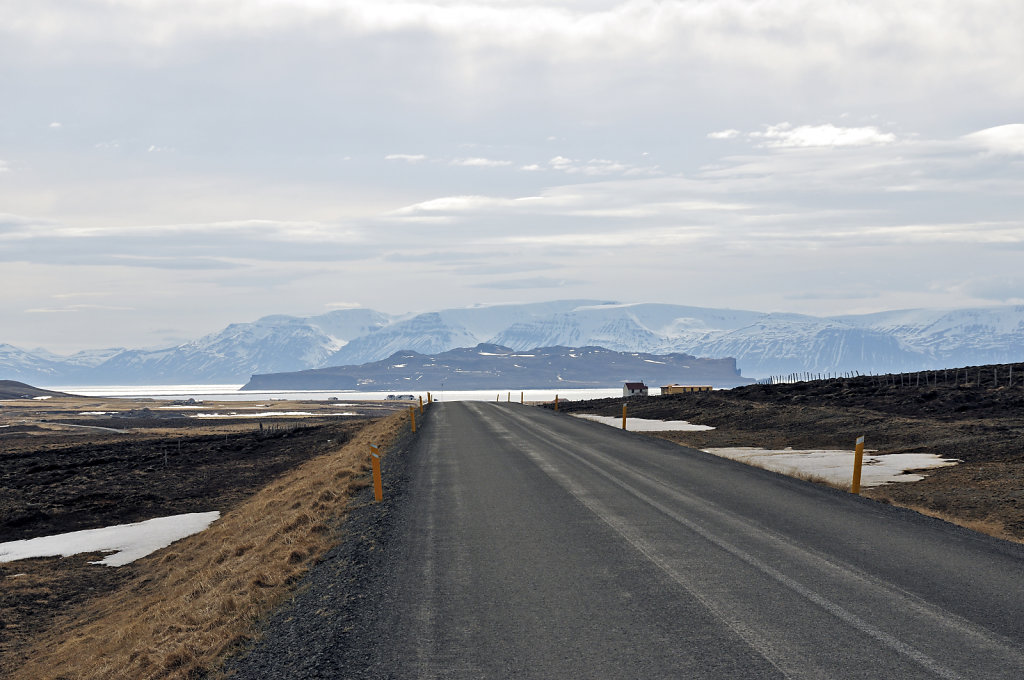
(235, 401), (1024, 679)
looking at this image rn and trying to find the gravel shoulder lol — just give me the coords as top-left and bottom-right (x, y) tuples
(226, 406), (423, 678)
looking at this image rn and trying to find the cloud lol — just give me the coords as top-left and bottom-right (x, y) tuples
(545, 156), (660, 177)
(324, 301), (363, 309)
(476, 276), (582, 290)
(708, 129), (741, 140)
(25, 304), (134, 313)
(949, 275), (1024, 303)
(450, 157), (513, 167)
(749, 123), (897, 148)
(963, 124), (1024, 155)
(384, 154), (427, 163)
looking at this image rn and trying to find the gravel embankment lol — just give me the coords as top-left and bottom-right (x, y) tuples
(226, 413), (423, 678)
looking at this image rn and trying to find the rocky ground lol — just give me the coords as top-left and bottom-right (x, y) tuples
(0, 394), (398, 667)
(550, 363), (1024, 541)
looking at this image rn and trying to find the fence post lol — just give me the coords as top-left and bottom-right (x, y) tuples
(851, 436), (865, 495)
(370, 444), (383, 502)
(622, 403), (627, 430)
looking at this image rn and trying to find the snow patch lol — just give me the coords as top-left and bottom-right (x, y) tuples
(192, 411), (359, 418)
(703, 448), (959, 487)
(0, 511), (220, 567)
(574, 414), (715, 432)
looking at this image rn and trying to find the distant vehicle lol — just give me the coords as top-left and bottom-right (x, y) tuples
(386, 394), (417, 400)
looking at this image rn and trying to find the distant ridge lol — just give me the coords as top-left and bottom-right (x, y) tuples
(242, 344), (752, 391)
(0, 381), (72, 399)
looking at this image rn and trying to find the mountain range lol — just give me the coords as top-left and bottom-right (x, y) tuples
(3, 300), (1024, 385)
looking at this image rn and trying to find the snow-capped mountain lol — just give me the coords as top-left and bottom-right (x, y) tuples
(4, 302), (1024, 385)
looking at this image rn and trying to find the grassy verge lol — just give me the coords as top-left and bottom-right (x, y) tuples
(11, 410), (411, 680)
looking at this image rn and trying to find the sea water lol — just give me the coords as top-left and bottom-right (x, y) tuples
(45, 384), (627, 403)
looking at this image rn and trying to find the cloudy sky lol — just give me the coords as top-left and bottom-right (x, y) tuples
(2, 0), (1023, 352)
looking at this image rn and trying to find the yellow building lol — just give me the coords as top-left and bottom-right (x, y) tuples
(660, 384), (713, 395)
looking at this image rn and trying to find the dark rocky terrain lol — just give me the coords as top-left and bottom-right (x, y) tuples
(0, 395), (394, 666)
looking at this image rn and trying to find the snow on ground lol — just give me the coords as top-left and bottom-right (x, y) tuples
(191, 411), (359, 418)
(703, 448), (959, 487)
(0, 512), (221, 567)
(574, 414), (716, 431)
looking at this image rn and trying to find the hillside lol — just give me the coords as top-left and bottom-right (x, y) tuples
(242, 344), (751, 391)
(0, 381), (71, 399)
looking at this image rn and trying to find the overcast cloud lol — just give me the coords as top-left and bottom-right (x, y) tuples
(1, 0), (1022, 351)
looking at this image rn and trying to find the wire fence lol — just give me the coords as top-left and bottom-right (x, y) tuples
(755, 364), (1021, 389)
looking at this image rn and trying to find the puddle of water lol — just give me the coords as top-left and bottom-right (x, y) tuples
(703, 447), (959, 487)
(574, 414), (715, 432)
(0, 511), (221, 567)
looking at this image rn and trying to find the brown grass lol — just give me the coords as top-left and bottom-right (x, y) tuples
(866, 497), (1023, 545)
(11, 409), (412, 680)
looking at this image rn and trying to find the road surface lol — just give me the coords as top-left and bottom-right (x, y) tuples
(235, 401), (1024, 679)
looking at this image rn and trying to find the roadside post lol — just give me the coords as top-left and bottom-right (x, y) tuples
(427, 392), (432, 404)
(851, 436), (865, 494)
(520, 391), (524, 404)
(410, 406), (416, 433)
(370, 445), (383, 502)
(555, 395), (559, 412)
(419, 395), (424, 414)
(622, 403), (627, 430)
(507, 392), (510, 402)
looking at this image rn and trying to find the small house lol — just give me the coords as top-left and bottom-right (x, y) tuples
(623, 382), (649, 397)
(660, 384), (713, 395)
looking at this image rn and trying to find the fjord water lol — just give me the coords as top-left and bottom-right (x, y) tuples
(47, 384), (627, 402)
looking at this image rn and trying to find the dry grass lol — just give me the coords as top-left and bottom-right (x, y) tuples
(11, 409), (412, 680)
(867, 497), (1023, 545)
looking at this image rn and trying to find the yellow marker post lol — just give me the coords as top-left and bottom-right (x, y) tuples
(427, 392), (432, 403)
(419, 395), (424, 414)
(409, 406), (416, 433)
(520, 391), (524, 404)
(370, 444), (383, 502)
(851, 435), (865, 494)
(496, 393), (500, 402)
(507, 392), (510, 403)
(622, 403), (627, 430)
(554, 395), (559, 411)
